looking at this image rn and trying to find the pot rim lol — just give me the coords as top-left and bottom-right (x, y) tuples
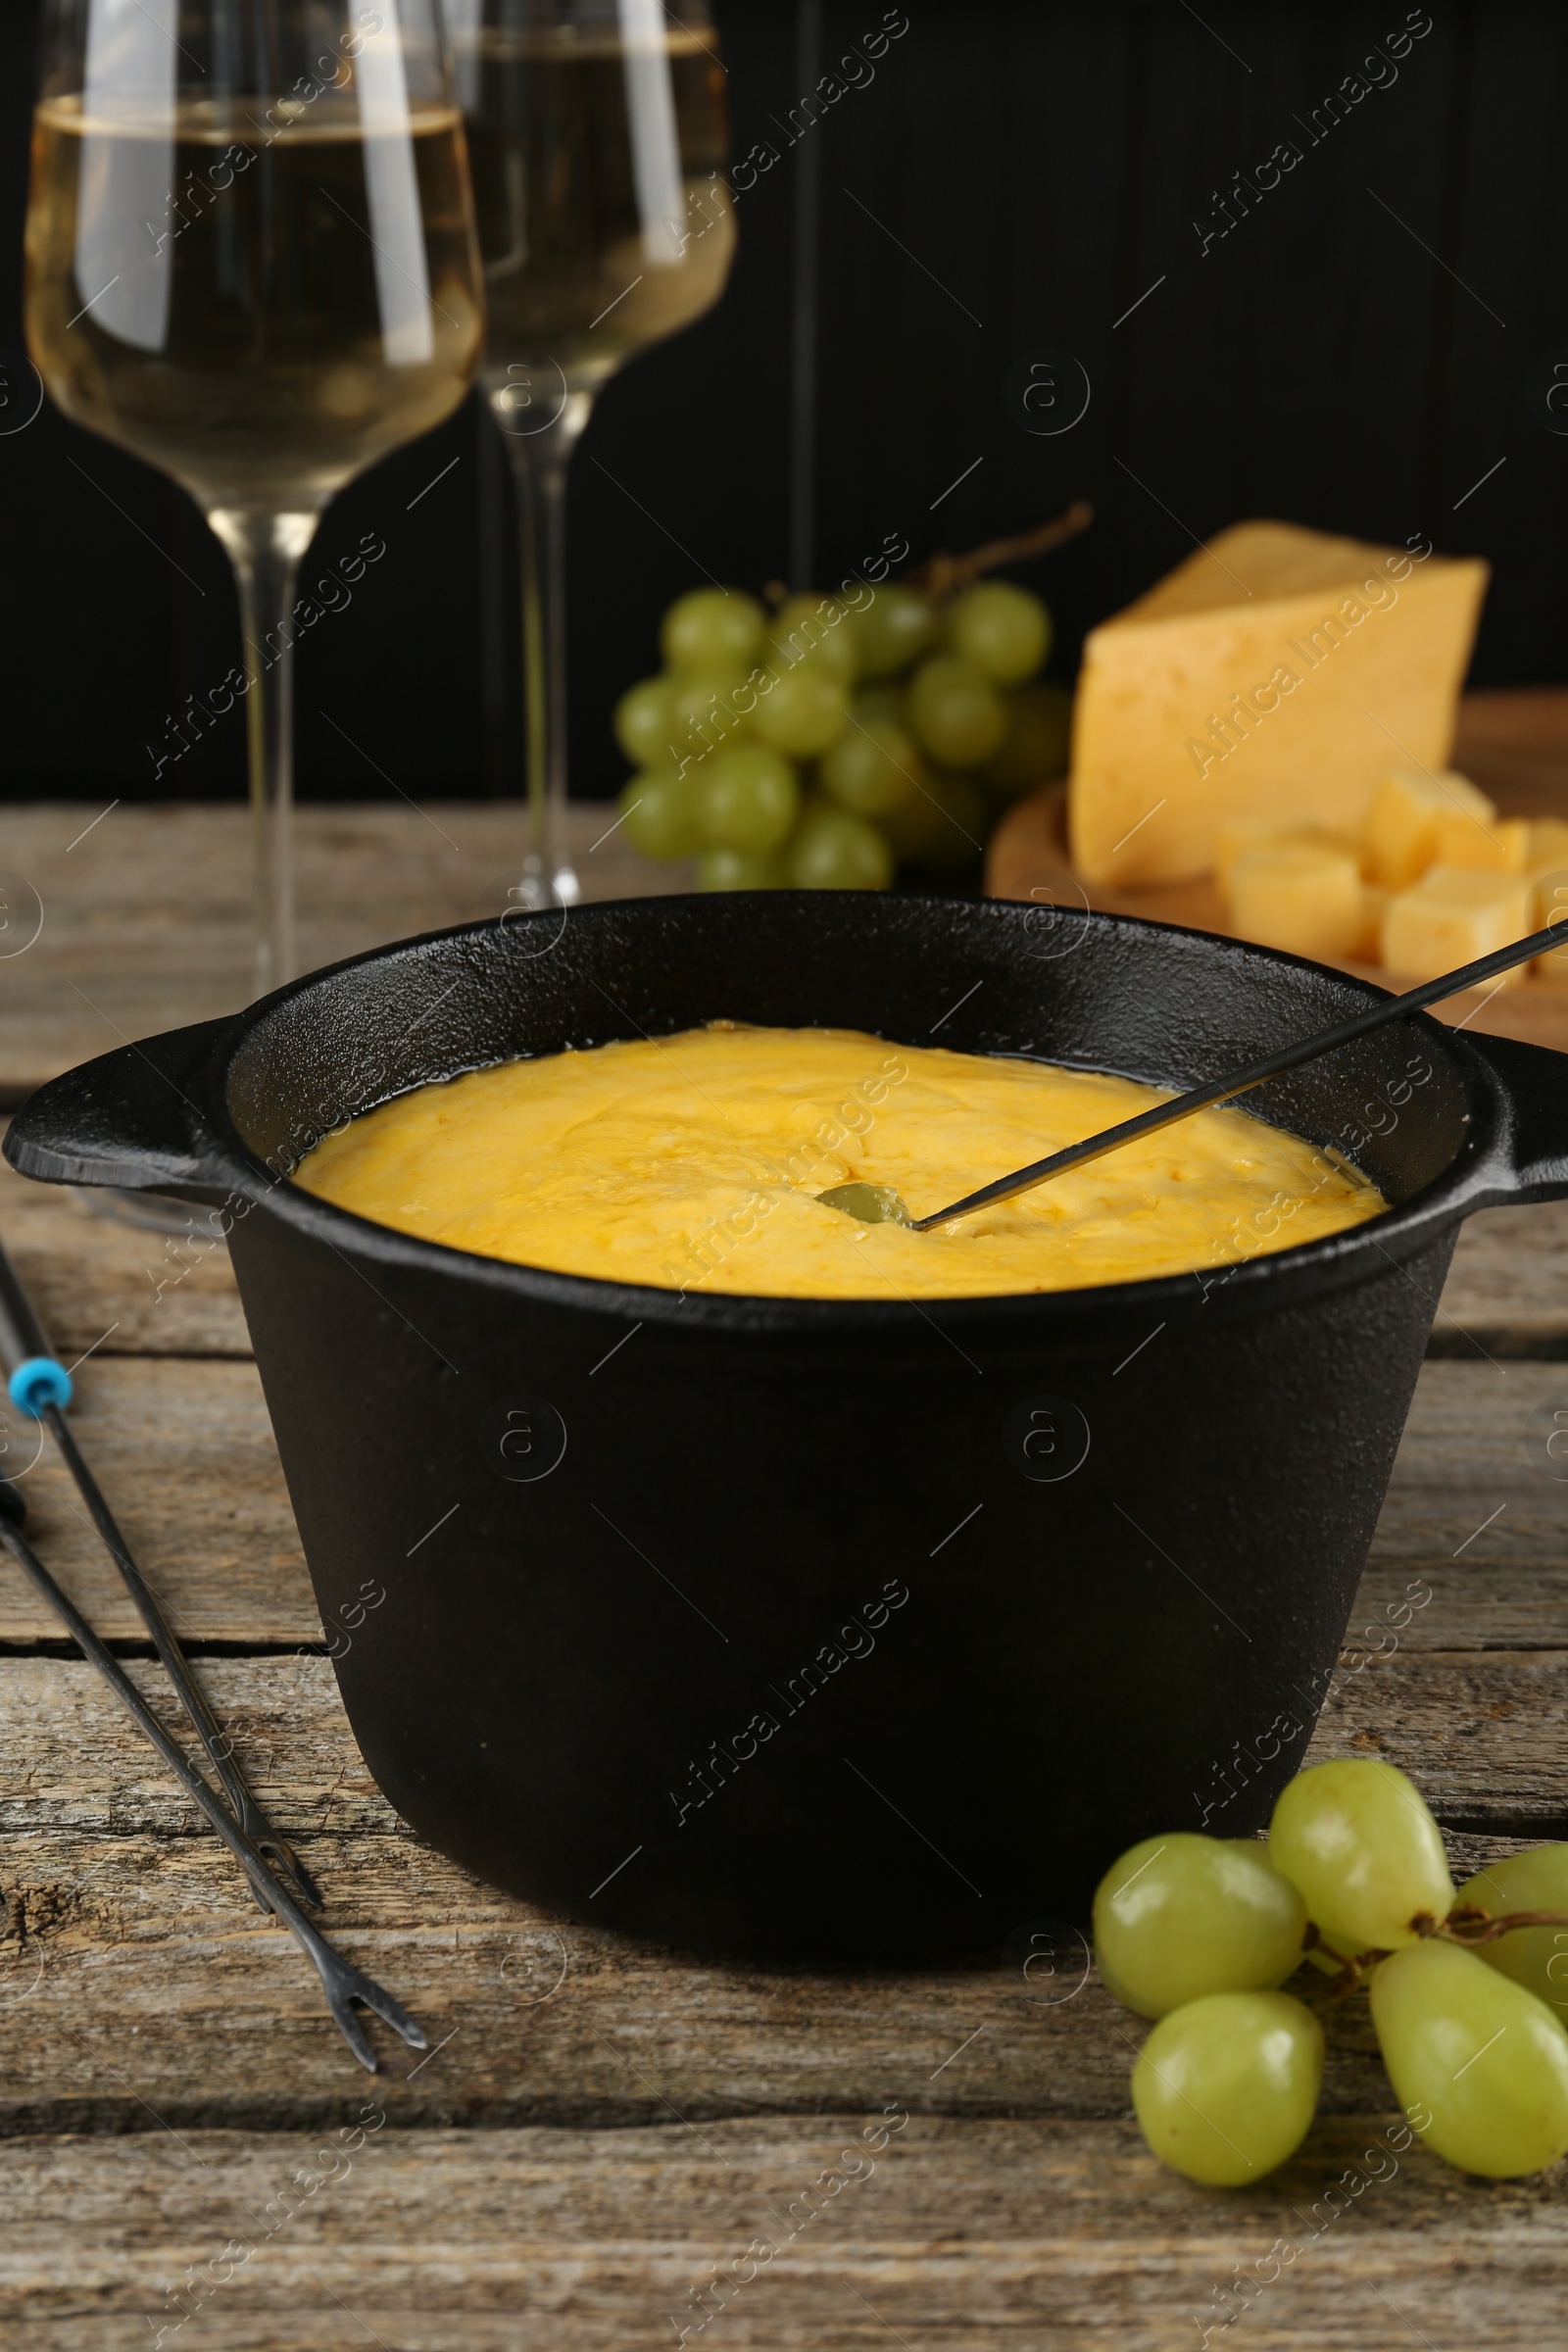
(196, 894), (1514, 1335)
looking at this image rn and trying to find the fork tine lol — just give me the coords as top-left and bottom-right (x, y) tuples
(323, 1984), (382, 2074)
(0, 1489), (423, 2082)
(347, 1970), (430, 2052)
(318, 1944), (429, 2052)
(248, 1826), (325, 1913)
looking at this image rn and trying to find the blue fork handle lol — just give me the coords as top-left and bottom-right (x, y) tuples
(0, 1245), (73, 1415)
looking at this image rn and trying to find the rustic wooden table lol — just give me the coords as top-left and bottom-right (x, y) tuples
(4, 798), (1568, 2348)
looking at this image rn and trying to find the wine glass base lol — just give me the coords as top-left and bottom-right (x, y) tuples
(510, 860), (580, 912)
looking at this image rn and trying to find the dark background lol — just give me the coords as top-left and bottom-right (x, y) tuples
(1, 0), (1565, 808)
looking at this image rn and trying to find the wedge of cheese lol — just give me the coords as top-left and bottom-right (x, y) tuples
(1068, 521), (1488, 887)
(1381, 866), (1531, 986)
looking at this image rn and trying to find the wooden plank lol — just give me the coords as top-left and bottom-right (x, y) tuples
(3, 1354), (1565, 1648)
(1356, 1358), (1568, 1650)
(1438, 1200), (1568, 1352)
(0, 1121), (250, 1360)
(3, 1361), (312, 1644)
(0, 1651), (1559, 2133)
(2, 781), (1561, 2352)
(3, 2115), (1566, 2352)
(0, 804), (694, 1102)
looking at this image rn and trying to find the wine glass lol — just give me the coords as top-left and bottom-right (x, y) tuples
(25, 0), (484, 996)
(450, 0), (733, 906)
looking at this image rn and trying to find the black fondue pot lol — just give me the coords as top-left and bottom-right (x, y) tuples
(11, 894), (1568, 1962)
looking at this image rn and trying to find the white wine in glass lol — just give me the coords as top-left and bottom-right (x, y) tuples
(25, 0), (483, 995)
(451, 0), (733, 906)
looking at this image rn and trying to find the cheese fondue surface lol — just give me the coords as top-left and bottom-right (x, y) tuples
(294, 1024), (1386, 1298)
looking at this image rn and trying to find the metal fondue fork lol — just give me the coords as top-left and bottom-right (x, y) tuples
(820, 917), (1568, 1230)
(0, 1236), (320, 1912)
(0, 1471), (425, 2074)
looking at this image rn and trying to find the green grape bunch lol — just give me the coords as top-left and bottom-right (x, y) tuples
(1090, 1757), (1568, 2187)
(611, 564), (1074, 893)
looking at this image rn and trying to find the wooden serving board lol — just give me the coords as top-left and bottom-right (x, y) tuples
(985, 687), (1568, 1052)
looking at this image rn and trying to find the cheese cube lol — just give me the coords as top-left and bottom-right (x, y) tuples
(1214, 818), (1361, 885)
(1432, 812), (1530, 871)
(1362, 767), (1497, 888)
(1528, 818), (1568, 878)
(1354, 885), (1389, 962)
(1068, 520), (1489, 886)
(1214, 815), (1289, 884)
(1381, 865), (1531, 986)
(1226, 842), (1369, 963)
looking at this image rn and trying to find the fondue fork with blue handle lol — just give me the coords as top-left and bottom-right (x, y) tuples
(0, 1235), (321, 1912)
(0, 1470), (425, 2073)
(822, 918), (1568, 1230)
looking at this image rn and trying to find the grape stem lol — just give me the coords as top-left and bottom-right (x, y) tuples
(1431, 1904), (1568, 1946)
(1301, 1921), (1392, 1993)
(1330, 1948), (1382, 1995)
(1302, 1906), (1568, 1997)
(908, 501), (1095, 600)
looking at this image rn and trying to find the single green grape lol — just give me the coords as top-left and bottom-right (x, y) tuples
(695, 744), (800, 855)
(908, 656), (1007, 768)
(1268, 1758), (1453, 1955)
(666, 670), (751, 762)
(1093, 1834), (1308, 2019)
(784, 804), (893, 890)
(1132, 1991), (1323, 2187)
(848, 583), (938, 677)
(817, 1181), (909, 1224)
(697, 847), (786, 891)
(1371, 1939), (1568, 2178)
(819, 719), (923, 817)
(662, 586), (766, 676)
(768, 593), (858, 684)
(984, 682), (1074, 795)
(617, 769), (703, 860)
(947, 579), (1052, 684)
(1454, 1845), (1568, 2016)
(882, 769), (987, 874)
(613, 674), (674, 768)
(752, 666), (850, 758)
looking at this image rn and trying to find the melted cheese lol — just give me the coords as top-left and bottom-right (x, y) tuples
(294, 1024), (1385, 1299)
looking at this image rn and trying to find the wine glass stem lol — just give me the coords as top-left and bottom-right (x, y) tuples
(502, 395), (592, 907)
(209, 509), (319, 998)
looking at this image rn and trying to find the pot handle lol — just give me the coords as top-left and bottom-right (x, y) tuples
(1465, 1029), (1568, 1202)
(3, 1016), (239, 1200)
